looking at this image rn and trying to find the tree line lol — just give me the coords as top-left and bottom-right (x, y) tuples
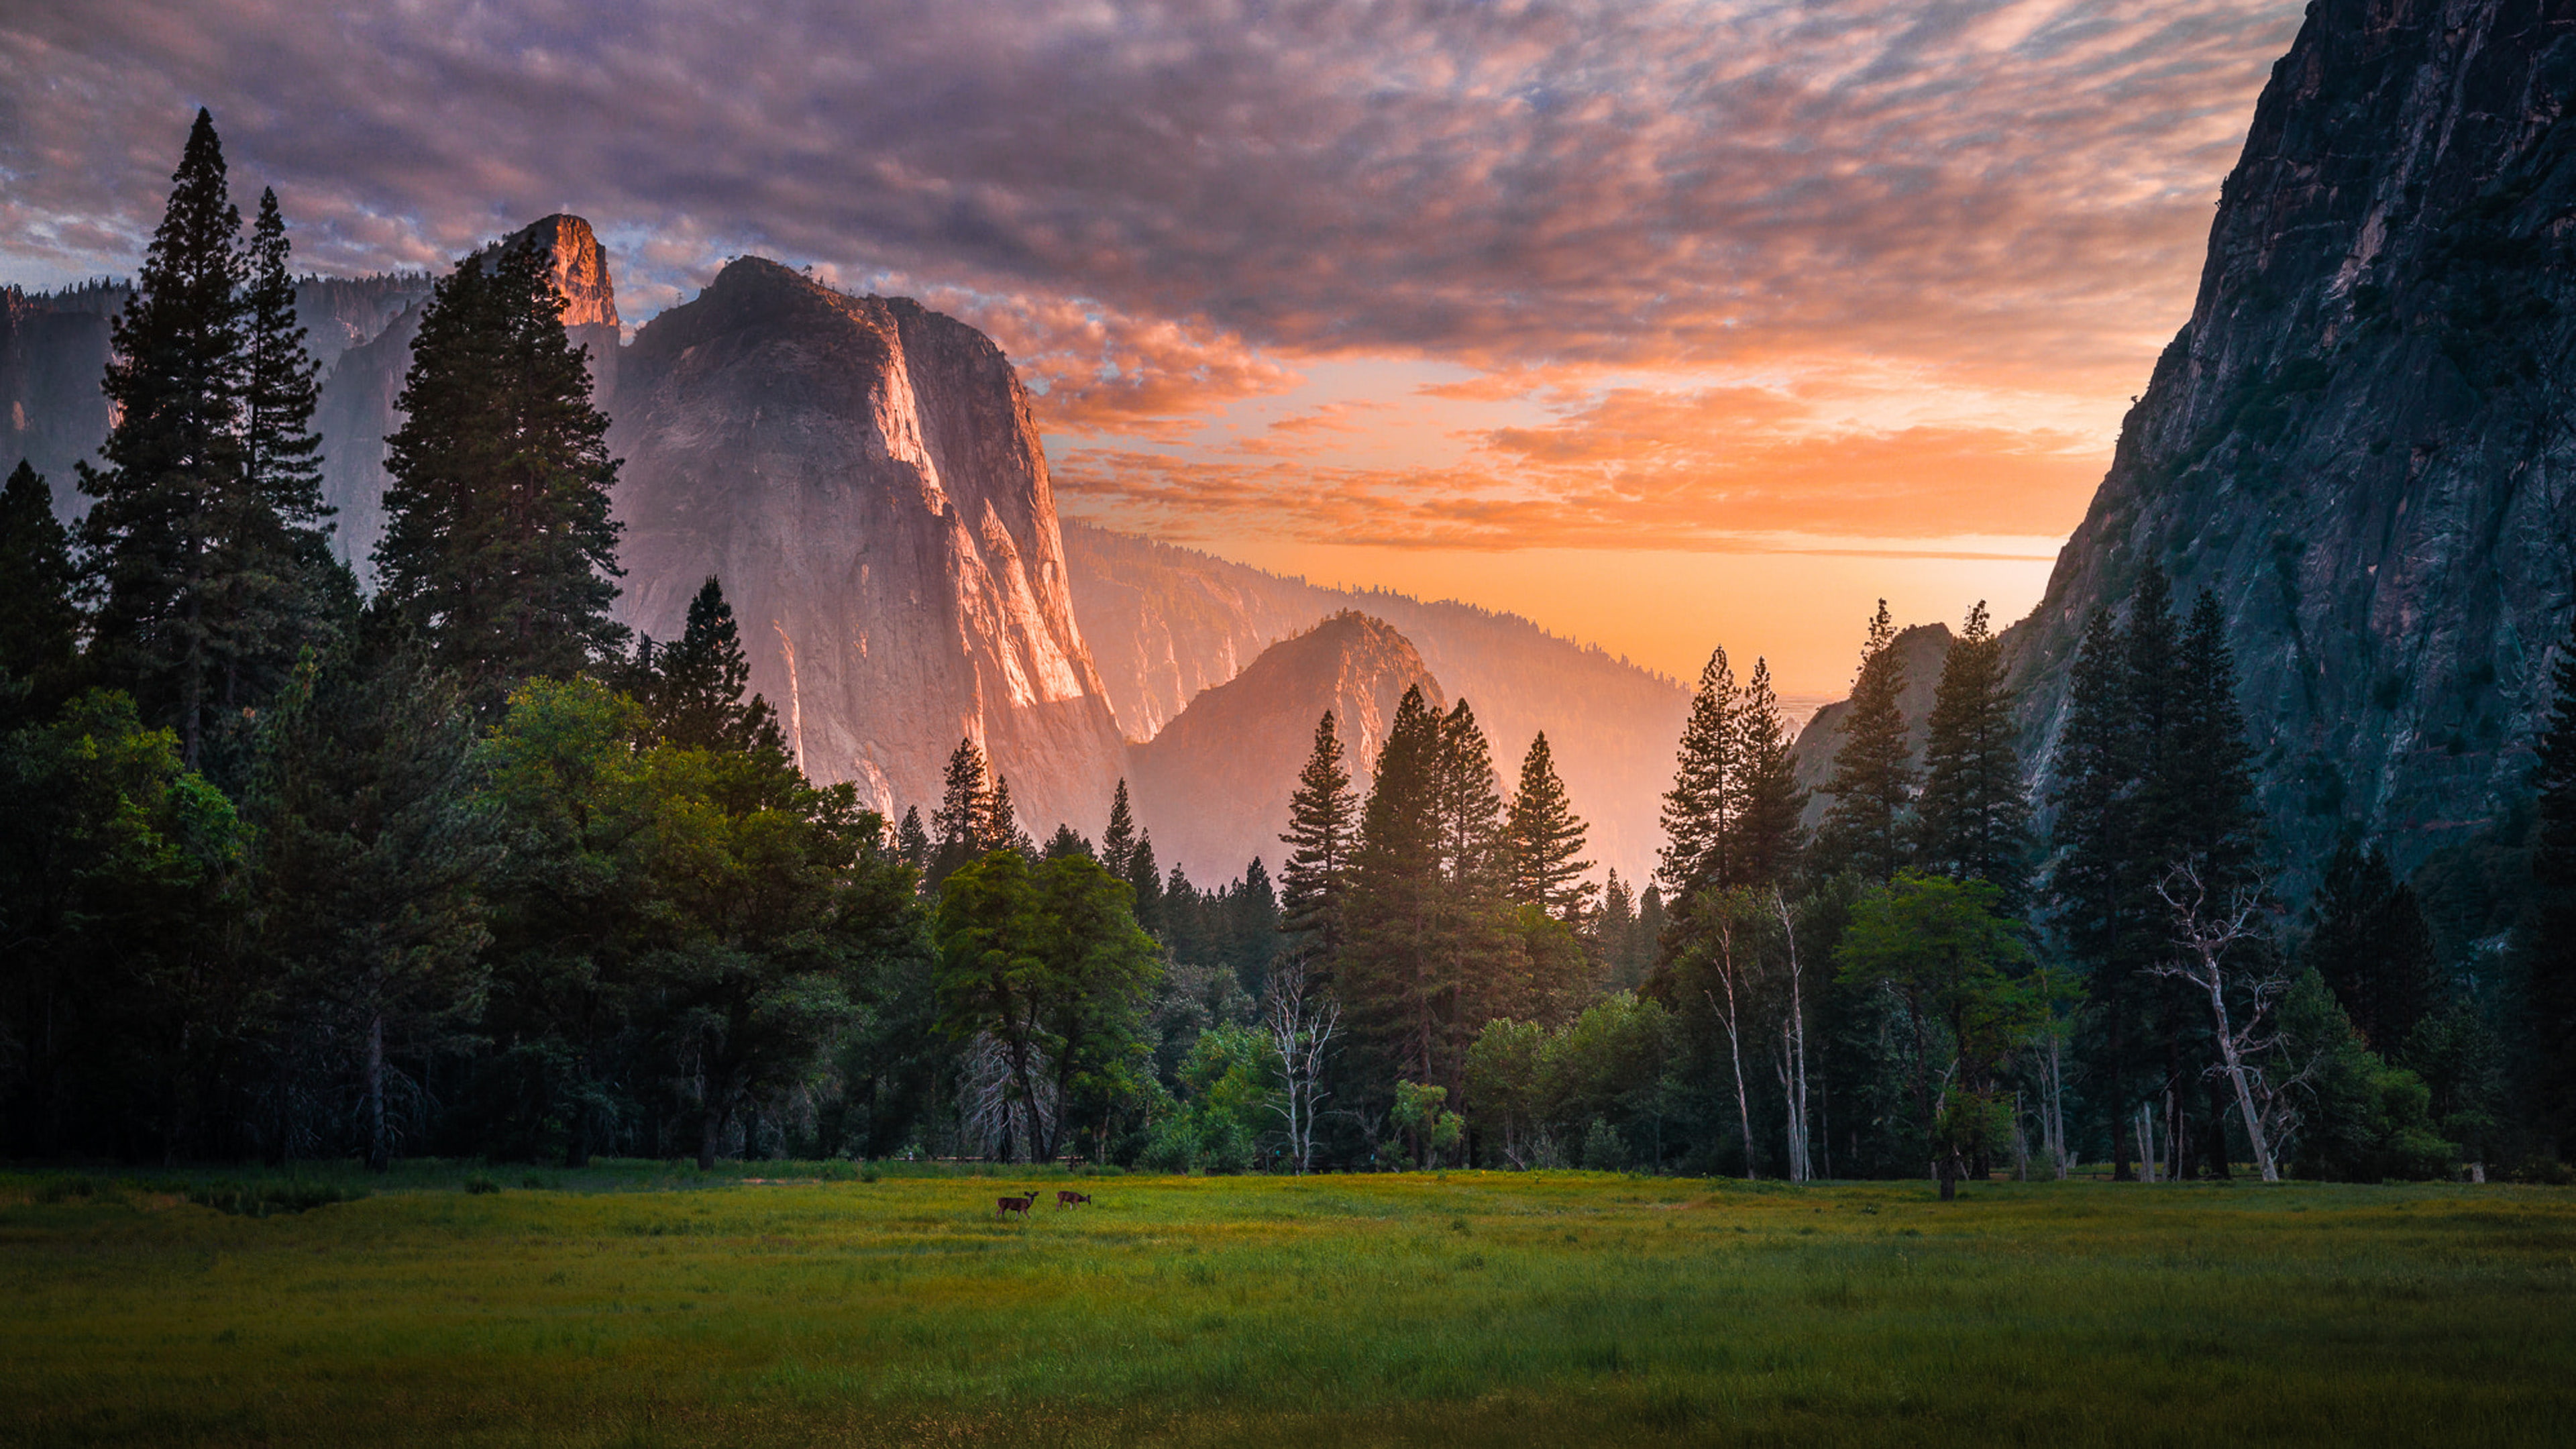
(6, 111), (2573, 1182)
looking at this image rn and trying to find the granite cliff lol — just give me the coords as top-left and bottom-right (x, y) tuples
(2002, 0), (2576, 887)
(1127, 611), (1444, 881)
(610, 256), (1128, 834)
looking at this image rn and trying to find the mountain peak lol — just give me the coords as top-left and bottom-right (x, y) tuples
(502, 214), (618, 328)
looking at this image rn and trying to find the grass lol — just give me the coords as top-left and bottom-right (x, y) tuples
(2, 1164), (2571, 1446)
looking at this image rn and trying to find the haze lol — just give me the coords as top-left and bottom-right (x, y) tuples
(0, 0), (2306, 692)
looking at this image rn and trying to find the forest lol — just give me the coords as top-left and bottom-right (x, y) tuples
(5, 111), (2573, 1189)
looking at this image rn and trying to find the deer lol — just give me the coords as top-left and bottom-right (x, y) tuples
(1057, 1189), (1092, 1208)
(996, 1191), (1037, 1219)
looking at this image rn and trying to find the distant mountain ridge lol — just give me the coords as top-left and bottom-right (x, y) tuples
(1065, 521), (1690, 884)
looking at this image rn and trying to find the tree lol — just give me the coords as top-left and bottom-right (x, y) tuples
(1733, 659), (1808, 888)
(1507, 731), (1595, 921)
(2047, 607), (2145, 1175)
(929, 737), (994, 886)
(2305, 840), (2441, 1056)
(1101, 778), (1140, 879)
(0, 462), (80, 720)
(988, 776), (1034, 856)
(79, 111), (333, 766)
(2168, 591), (2262, 894)
(1262, 954), (1341, 1175)
(896, 806), (931, 875)
(1816, 601), (1918, 882)
(1836, 871), (2035, 1198)
(250, 631), (492, 1170)
(1391, 1079), (1465, 1169)
(1658, 647), (1743, 916)
(2152, 862), (2304, 1181)
(1124, 831), (1165, 936)
(373, 234), (625, 705)
(1279, 712), (1358, 964)
(1916, 602), (2030, 905)
(1042, 823), (1093, 861)
(932, 850), (1161, 1163)
(641, 577), (780, 754)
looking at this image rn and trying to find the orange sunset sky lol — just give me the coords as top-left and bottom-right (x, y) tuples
(0, 0), (2311, 693)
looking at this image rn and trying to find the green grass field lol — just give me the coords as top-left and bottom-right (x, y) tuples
(3, 1165), (2571, 1447)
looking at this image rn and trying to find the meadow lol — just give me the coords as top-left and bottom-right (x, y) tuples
(3, 1164), (2571, 1447)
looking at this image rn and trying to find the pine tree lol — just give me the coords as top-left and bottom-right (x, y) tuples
(1916, 601), (2031, 905)
(373, 233), (625, 705)
(1733, 657), (1807, 888)
(928, 737), (994, 887)
(1815, 601), (1917, 881)
(1340, 686), (1451, 1087)
(1278, 712), (1358, 962)
(1126, 830), (1165, 936)
(77, 109), (248, 766)
(1658, 647), (1742, 912)
(2169, 590), (2261, 893)
(1507, 731), (1595, 921)
(896, 805), (932, 874)
(643, 576), (780, 753)
(0, 461), (80, 718)
(2519, 614), (2576, 1150)
(1042, 823), (1093, 860)
(2306, 840), (2441, 1055)
(1102, 778), (1140, 880)
(987, 776), (1034, 856)
(1434, 700), (1522, 1026)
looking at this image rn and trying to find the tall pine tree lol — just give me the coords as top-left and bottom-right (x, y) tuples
(0, 462), (80, 720)
(929, 737), (994, 886)
(1278, 712), (1358, 967)
(1658, 647), (1742, 916)
(1102, 778), (1141, 880)
(1507, 731), (1594, 921)
(373, 235), (625, 705)
(641, 576), (782, 754)
(1733, 657), (1807, 888)
(1815, 600), (1917, 881)
(1916, 601), (2031, 905)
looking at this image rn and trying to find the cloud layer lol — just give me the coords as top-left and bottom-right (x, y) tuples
(0, 0), (2306, 554)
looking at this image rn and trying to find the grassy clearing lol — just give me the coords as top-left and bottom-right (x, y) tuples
(2, 1165), (2571, 1446)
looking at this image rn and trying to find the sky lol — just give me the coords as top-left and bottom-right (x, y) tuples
(0, 0), (2309, 693)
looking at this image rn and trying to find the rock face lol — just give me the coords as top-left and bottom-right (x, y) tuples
(0, 284), (117, 516)
(610, 257), (1129, 834)
(1064, 521), (1688, 884)
(1128, 612), (1445, 880)
(2003, 0), (2576, 886)
(1788, 623), (1954, 823)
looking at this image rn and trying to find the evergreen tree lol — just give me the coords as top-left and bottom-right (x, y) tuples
(1815, 600), (1917, 881)
(896, 805), (932, 875)
(2306, 840), (2442, 1055)
(1507, 731), (1595, 921)
(1733, 657), (1808, 888)
(988, 776), (1034, 856)
(1278, 711), (1358, 963)
(373, 235), (625, 705)
(1126, 831), (1165, 936)
(0, 462), (80, 719)
(2518, 614), (2576, 1151)
(645, 577), (780, 754)
(1340, 686), (1450, 1087)
(1435, 700), (1522, 1023)
(928, 737), (994, 886)
(1658, 647), (1741, 914)
(1043, 823), (1093, 860)
(77, 109), (255, 766)
(2169, 591), (2261, 892)
(1102, 778), (1140, 880)
(1916, 602), (2031, 906)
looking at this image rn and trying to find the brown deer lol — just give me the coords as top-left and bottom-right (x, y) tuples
(996, 1191), (1036, 1218)
(1057, 1189), (1092, 1208)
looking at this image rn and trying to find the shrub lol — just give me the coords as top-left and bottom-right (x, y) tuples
(464, 1175), (500, 1195)
(1580, 1118), (1626, 1171)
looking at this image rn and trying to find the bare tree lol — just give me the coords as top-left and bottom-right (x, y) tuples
(2152, 862), (2308, 1182)
(959, 1032), (1059, 1163)
(1769, 887), (1815, 1182)
(1264, 956), (1341, 1175)
(1701, 889), (1760, 1179)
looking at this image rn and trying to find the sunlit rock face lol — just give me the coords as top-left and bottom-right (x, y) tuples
(609, 256), (1130, 834)
(2002, 0), (2576, 890)
(1128, 610), (1445, 881)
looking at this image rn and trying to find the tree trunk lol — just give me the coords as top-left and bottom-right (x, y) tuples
(1937, 1152), (1957, 1201)
(366, 1011), (388, 1173)
(698, 1098), (722, 1171)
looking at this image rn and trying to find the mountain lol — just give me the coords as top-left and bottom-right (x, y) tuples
(1788, 623), (1953, 823)
(1063, 521), (1690, 883)
(1128, 611), (1444, 880)
(2000, 0), (2576, 888)
(610, 256), (1128, 835)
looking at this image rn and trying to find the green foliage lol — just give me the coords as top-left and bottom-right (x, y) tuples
(374, 236), (626, 706)
(188, 1179), (364, 1216)
(1141, 1024), (1272, 1173)
(0, 461), (80, 722)
(1915, 602), (2030, 906)
(1506, 731), (1594, 921)
(1579, 1116), (1626, 1170)
(1391, 1079), (1464, 1168)
(1463, 993), (1676, 1171)
(2282, 969), (2458, 1182)
(1277, 712), (1356, 961)
(1815, 602), (1918, 883)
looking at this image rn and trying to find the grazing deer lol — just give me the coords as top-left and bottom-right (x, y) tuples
(1057, 1189), (1092, 1208)
(996, 1192), (1036, 1218)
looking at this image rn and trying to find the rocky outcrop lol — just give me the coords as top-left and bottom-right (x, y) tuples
(1788, 623), (1954, 823)
(2003, 0), (2576, 887)
(1128, 612), (1445, 879)
(0, 284), (116, 515)
(1063, 521), (1689, 884)
(610, 257), (1129, 834)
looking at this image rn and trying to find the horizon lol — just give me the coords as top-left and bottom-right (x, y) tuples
(0, 0), (2310, 694)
